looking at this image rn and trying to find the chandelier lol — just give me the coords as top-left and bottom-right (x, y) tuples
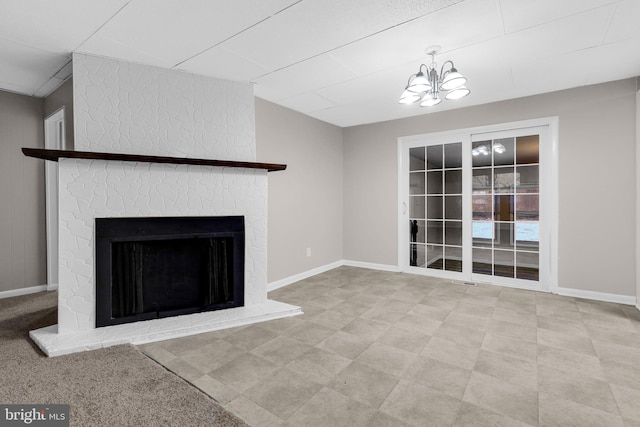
(399, 46), (470, 107)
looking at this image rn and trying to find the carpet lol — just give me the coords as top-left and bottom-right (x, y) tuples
(0, 291), (248, 427)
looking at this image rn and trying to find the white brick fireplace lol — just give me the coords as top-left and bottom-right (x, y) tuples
(30, 53), (301, 356)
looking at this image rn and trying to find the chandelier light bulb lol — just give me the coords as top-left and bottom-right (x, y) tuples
(420, 93), (442, 107)
(441, 69), (467, 90)
(445, 86), (470, 100)
(399, 88), (421, 104)
(407, 71), (431, 93)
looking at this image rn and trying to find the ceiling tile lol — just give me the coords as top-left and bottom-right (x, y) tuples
(457, 5), (615, 67)
(253, 54), (359, 101)
(175, 45), (269, 82)
(500, 0), (619, 34)
(220, 0), (463, 71)
(0, 39), (70, 95)
(0, 0), (129, 53)
(510, 51), (592, 94)
(603, 0), (640, 44)
(329, 0), (504, 76)
(315, 67), (404, 106)
(34, 76), (66, 97)
(78, 0), (300, 68)
(582, 38), (640, 85)
(276, 92), (338, 113)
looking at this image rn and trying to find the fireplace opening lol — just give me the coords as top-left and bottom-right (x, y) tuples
(95, 216), (244, 328)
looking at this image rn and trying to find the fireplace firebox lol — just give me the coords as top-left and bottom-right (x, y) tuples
(95, 216), (245, 328)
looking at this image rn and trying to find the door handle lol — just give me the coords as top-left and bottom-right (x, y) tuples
(402, 202), (407, 215)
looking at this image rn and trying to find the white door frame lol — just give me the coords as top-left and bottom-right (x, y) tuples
(44, 107), (65, 291)
(398, 117), (559, 293)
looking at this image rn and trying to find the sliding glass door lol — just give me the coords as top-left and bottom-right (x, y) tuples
(399, 120), (556, 291)
(409, 141), (465, 273)
(471, 132), (540, 283)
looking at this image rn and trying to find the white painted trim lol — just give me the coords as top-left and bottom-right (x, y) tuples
(46, 284), (59, 292)
(0, 285), (50, 300)
(267, 260), (344, 292)
(44, 107), (64, 293)
(343, 260), (401, 272)
(397, 141), (406, 270)
(556, 287), (636, 306)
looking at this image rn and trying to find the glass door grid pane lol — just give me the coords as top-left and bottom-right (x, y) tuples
(471, 136), (540, 280)
(409, 143), (462, 271)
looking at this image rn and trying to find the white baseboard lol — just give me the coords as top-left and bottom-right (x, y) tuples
(267, 260), (344, 292)
(0, 284), (50, 300)
(343, 259), (401, 272)
(267, 261), (637, 307)
(556, 287), (636, 306)
(47, 283), (58, 291)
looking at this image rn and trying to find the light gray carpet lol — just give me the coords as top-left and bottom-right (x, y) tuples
(0, 291), (247, 427)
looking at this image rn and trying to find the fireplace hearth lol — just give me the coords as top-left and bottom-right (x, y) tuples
(95, 216), (245, 328)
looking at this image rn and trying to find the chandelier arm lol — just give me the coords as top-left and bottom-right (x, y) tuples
(439, 60), (455, 79)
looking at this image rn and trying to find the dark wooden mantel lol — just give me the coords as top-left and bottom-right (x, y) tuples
(22, 148), (287, 172)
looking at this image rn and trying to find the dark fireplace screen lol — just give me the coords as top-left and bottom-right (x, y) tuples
(95, 216), (244, 328)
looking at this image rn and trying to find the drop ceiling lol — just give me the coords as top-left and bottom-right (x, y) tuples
(1, 0), (638, 127)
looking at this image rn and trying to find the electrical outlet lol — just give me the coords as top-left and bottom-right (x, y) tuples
(306, 247), (311, 257)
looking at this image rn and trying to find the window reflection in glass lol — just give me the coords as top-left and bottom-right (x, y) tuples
(445, 246), (463, 272)
(516, 135), (539, 164)
(494, 167), (515, 193)
(427, 145), (443, 169)
(493, 138), (514, 166)
(473, 168), (492, 194)
(494, 250), (514, 278)
(445, 170), (462, 194)
(410, 196), (425, 219)
(410, 147), (425, 171)
(426, 196), (443, 219)
(444, 143), (462, 168)
(410, 172), (425, 195)
(427, 171), (443, 194)
(473, 248), (492, 274)
(445, 196), (462, 220)
(494, 195), (514, 221)
(445, 221), (462, 246)
(516, 165), (539, 193)
(426, 221), (443, 244)
(427, 245), (443, 269)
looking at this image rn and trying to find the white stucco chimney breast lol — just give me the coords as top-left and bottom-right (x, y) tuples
(30, 53), (300, 356)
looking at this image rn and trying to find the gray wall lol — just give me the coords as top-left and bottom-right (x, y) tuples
(256, 98), (344, 283)
(0, 90), (46, 293)
(44, 78), (74, 149)
(3, 79), (638, 300)
(344, 78), (637, 297)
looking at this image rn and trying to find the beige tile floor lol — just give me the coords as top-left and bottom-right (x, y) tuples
(139, 266), (640, 427)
